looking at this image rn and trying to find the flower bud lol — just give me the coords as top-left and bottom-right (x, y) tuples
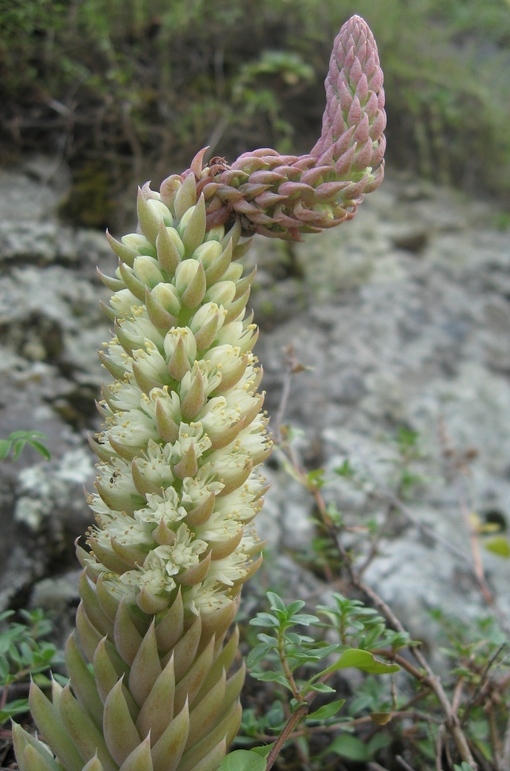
(193, 239), (223, 270)
(122, 232), (156, 257)
(175, 259), (206, 308)
(164, 327), (197, 373)
(151, 282), (181, 317)
(179, 195), (206, 255)
(133, 255), (165, 288)
(156, 224), (183, 276)
(205, 281), (236, 307)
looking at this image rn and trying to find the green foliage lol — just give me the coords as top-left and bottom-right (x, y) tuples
(0, 430), (50, 462)
(219, 749), (268, 771)
(316, 594), (412, 651)
(244, 591), (401, 765)
(0, 609), (64, 725)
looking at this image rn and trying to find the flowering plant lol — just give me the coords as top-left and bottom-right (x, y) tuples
(13, 15), (385, 771)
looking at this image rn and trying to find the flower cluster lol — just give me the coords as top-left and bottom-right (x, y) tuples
(190, 15), (385, 240)
(85, 186), (270, 616)
(13, 175), (270, 771)
(13, 14), (385, 771)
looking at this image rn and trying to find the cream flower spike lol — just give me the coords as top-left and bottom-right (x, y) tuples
(14, 15), (385, 771)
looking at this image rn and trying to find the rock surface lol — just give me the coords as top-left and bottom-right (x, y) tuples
(1, 156), (509, 646)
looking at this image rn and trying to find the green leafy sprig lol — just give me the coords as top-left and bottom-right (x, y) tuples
(0, 609), (64, 726)
(0, 431), (51, 462)
(244, 591), (400, 769)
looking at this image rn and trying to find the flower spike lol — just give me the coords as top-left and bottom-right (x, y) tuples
(14, 15), (385, 771)
(181, 15), (385, 240)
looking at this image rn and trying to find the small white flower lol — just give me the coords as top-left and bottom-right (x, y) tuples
(120, 566), (176, 597)
(110, 289), (142, 316)
(143, 526), (207, 579)
(135, 441), (175, 488)
(163, 326), (197, 363)
(170, 422), (211, 463)
(208, 549), (250, 586)
(142, 387), (181, 426)
(213, 480), (265, 523)
(195, 508), (242, 544)
(93, 510), (153, 548)
(132, 341), (168, 383)
(187, 578), (233, 613)
(96, 457), (139, 497)
(180, 473), (224, 508)
(105, 381), (144, 412)
(120, 313), (165, 349)
(134, 488), (187, 529)
(189, 301), (226, 335)
(104, 341), (133, 374)
(108, 408), (158, 447)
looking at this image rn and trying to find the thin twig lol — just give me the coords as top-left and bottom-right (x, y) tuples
(500, 709), (510, 769)
(336, 538), (479, 769)
(435, 723), (445, 771)
(437, 418), (510, 637)
(265, 700), (311, 771)
(271, 344), (303, 444)
(396, 756), (418, 771)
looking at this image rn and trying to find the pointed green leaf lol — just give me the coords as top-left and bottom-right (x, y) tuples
(129, 621), (162, 707)
(136, 655), (176, 744)
(186, 670), (226, 747)
(190, 739), (228, 771)
(12, 723), (65, 771)
(29, 682), (84, 771)
(306, 698), (346, 721)
(82, 756), (105, 771)
(151, 700), (190, 771)
(328, 733), (370, 761)
(246, 642), (274, 668)
(65, 634), (104, 727)
(119, 735), (154, 771)
(21, 744), (63, 771)
(59, 684), (116, 771)
(114, 597), (143, 666)
(320, 648), (400, 678)
(174, 173), (197, 220)
(218, 750), (267, 771)
(484, 536), (510, 558)
(181, 195), (206, 255)
(103, 678), (141, 765)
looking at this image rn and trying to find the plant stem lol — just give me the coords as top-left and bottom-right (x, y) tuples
(265, 701), (310, 771)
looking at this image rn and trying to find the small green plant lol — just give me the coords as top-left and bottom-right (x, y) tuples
(242, 592), (401, 769)
(0, 431), (51, 462)
(0, 609), (64, 726)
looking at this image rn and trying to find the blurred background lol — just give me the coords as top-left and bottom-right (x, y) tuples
(2, 0), (510, 229)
